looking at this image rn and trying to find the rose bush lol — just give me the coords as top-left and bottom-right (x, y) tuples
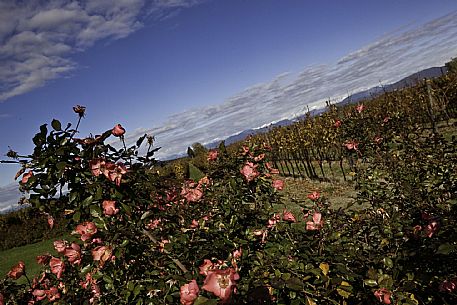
(0, 87), (456, 304)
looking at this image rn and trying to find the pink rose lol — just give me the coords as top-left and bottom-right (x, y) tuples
(254, 153), (265, 162)
(106, 163), (127, 186)
(73, 104), (86, 117)
(89, 159), (105, 177)
(80, 272), (100, 301)
(189, 219), (199, 229)
(425, 220), (439, 238)
(47, 287), (60, 301)
(102, 200), (119, 216)
(64, 243), (81, 265)
(272, 179), (284, 191)
(75, 222), (97, 241)
(306, 212), (324, 231)
(0, 292), (4, 305)
(7, 261), (25, 280)
(112, 124), (125, 137)
(49, 257), (65, 279)
(334, 119), (342, 128)
(267, 213), (281, 228)
(373, 288), (392, 304)
(240, 162), (260, 182)
(147, 218), (162, 230)
(344, 140), (359, 151)
(32, 289), (47, 301)
(282, 210), (296, 222)
(356, 104), (365, 113)
(198, 176), (211, 186)
(181, 182), (204, 203)
(439, 279), (457, 292)
(202, 268), (239, 303)
(53, 240), (67, 253)
(180, 280), (200, 305)
(207, 150), (218, 161)
(241, 145), (250, 155)
(158, 239), (170, 253)
(92, 246), (112, 267)
(199, 259), (214, 276)
(21, 171), (33, 184)
(47, 215), (54, 229)
(307, 191), (320, 201)
(233, 248), (242, 259)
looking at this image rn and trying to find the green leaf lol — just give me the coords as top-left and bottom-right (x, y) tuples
(281, 273), (291, 281)
(285, 277), (303, 291)
(383, 257), (393, 269)
(51, 119), (62, 131)
(136, 134), (147, 147)
(141, 211), (152, 220)
(90, 205), (102, 218)
(81, 195), (94, 207)
(363, 279), (378, 287)
(73, 211), (81, 222)
(436, 243), (456, 255)
(56, 162), (67, 171)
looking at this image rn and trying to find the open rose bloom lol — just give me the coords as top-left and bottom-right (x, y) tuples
(207, 150), (218, 161)
(21, 171), (33, 184)
(240, 162), (260, 182)
(373, 288), (392, 304)
(102, 200), (119, 216)
(92, 246), (113, 267)
(64, 243), (82, 265)
(180, 280), (200, 305)
(305, 211), (324, 231)
(202, 268), (239, 303)
(49, 257), (65, 279)
(75, 221), (97, 241)
(282, 210), (297, 222)
(8, 261), (25, 280)
(272, 179), (285, 191)
(307, 191), (320, 201)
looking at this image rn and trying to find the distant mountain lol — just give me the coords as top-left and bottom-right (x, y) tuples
(337, 66), (447, 106)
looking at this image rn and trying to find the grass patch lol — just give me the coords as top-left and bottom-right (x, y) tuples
(0, 235), (73, 284)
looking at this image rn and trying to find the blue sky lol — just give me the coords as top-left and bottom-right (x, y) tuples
(1, 0), (457, 208)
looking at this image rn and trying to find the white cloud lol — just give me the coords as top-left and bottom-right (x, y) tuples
(127, 11), (457, 159)
(0, 0), (206, 101)
(0, 183), (22, 213)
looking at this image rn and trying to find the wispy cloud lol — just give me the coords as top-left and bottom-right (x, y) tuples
(0, 183), (22, 213)
(127, 11), (457, 159)
(0, 0), (206, 101)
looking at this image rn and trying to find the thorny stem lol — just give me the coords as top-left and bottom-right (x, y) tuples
(121, 136), (133, 166)
(70, 116), (82, 140)
(24, 272), (32, 288)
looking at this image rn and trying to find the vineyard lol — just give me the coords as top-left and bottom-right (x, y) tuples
(249, 74), (457, 181)
(0, 62), (456, 304)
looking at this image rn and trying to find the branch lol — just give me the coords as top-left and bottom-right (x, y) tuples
(142, 229), (188, 273)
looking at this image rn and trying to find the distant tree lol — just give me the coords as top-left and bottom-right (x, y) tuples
(445, 57), (457, 73)
(187, 146), (195, 158)
(191, 142), (208, 156)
